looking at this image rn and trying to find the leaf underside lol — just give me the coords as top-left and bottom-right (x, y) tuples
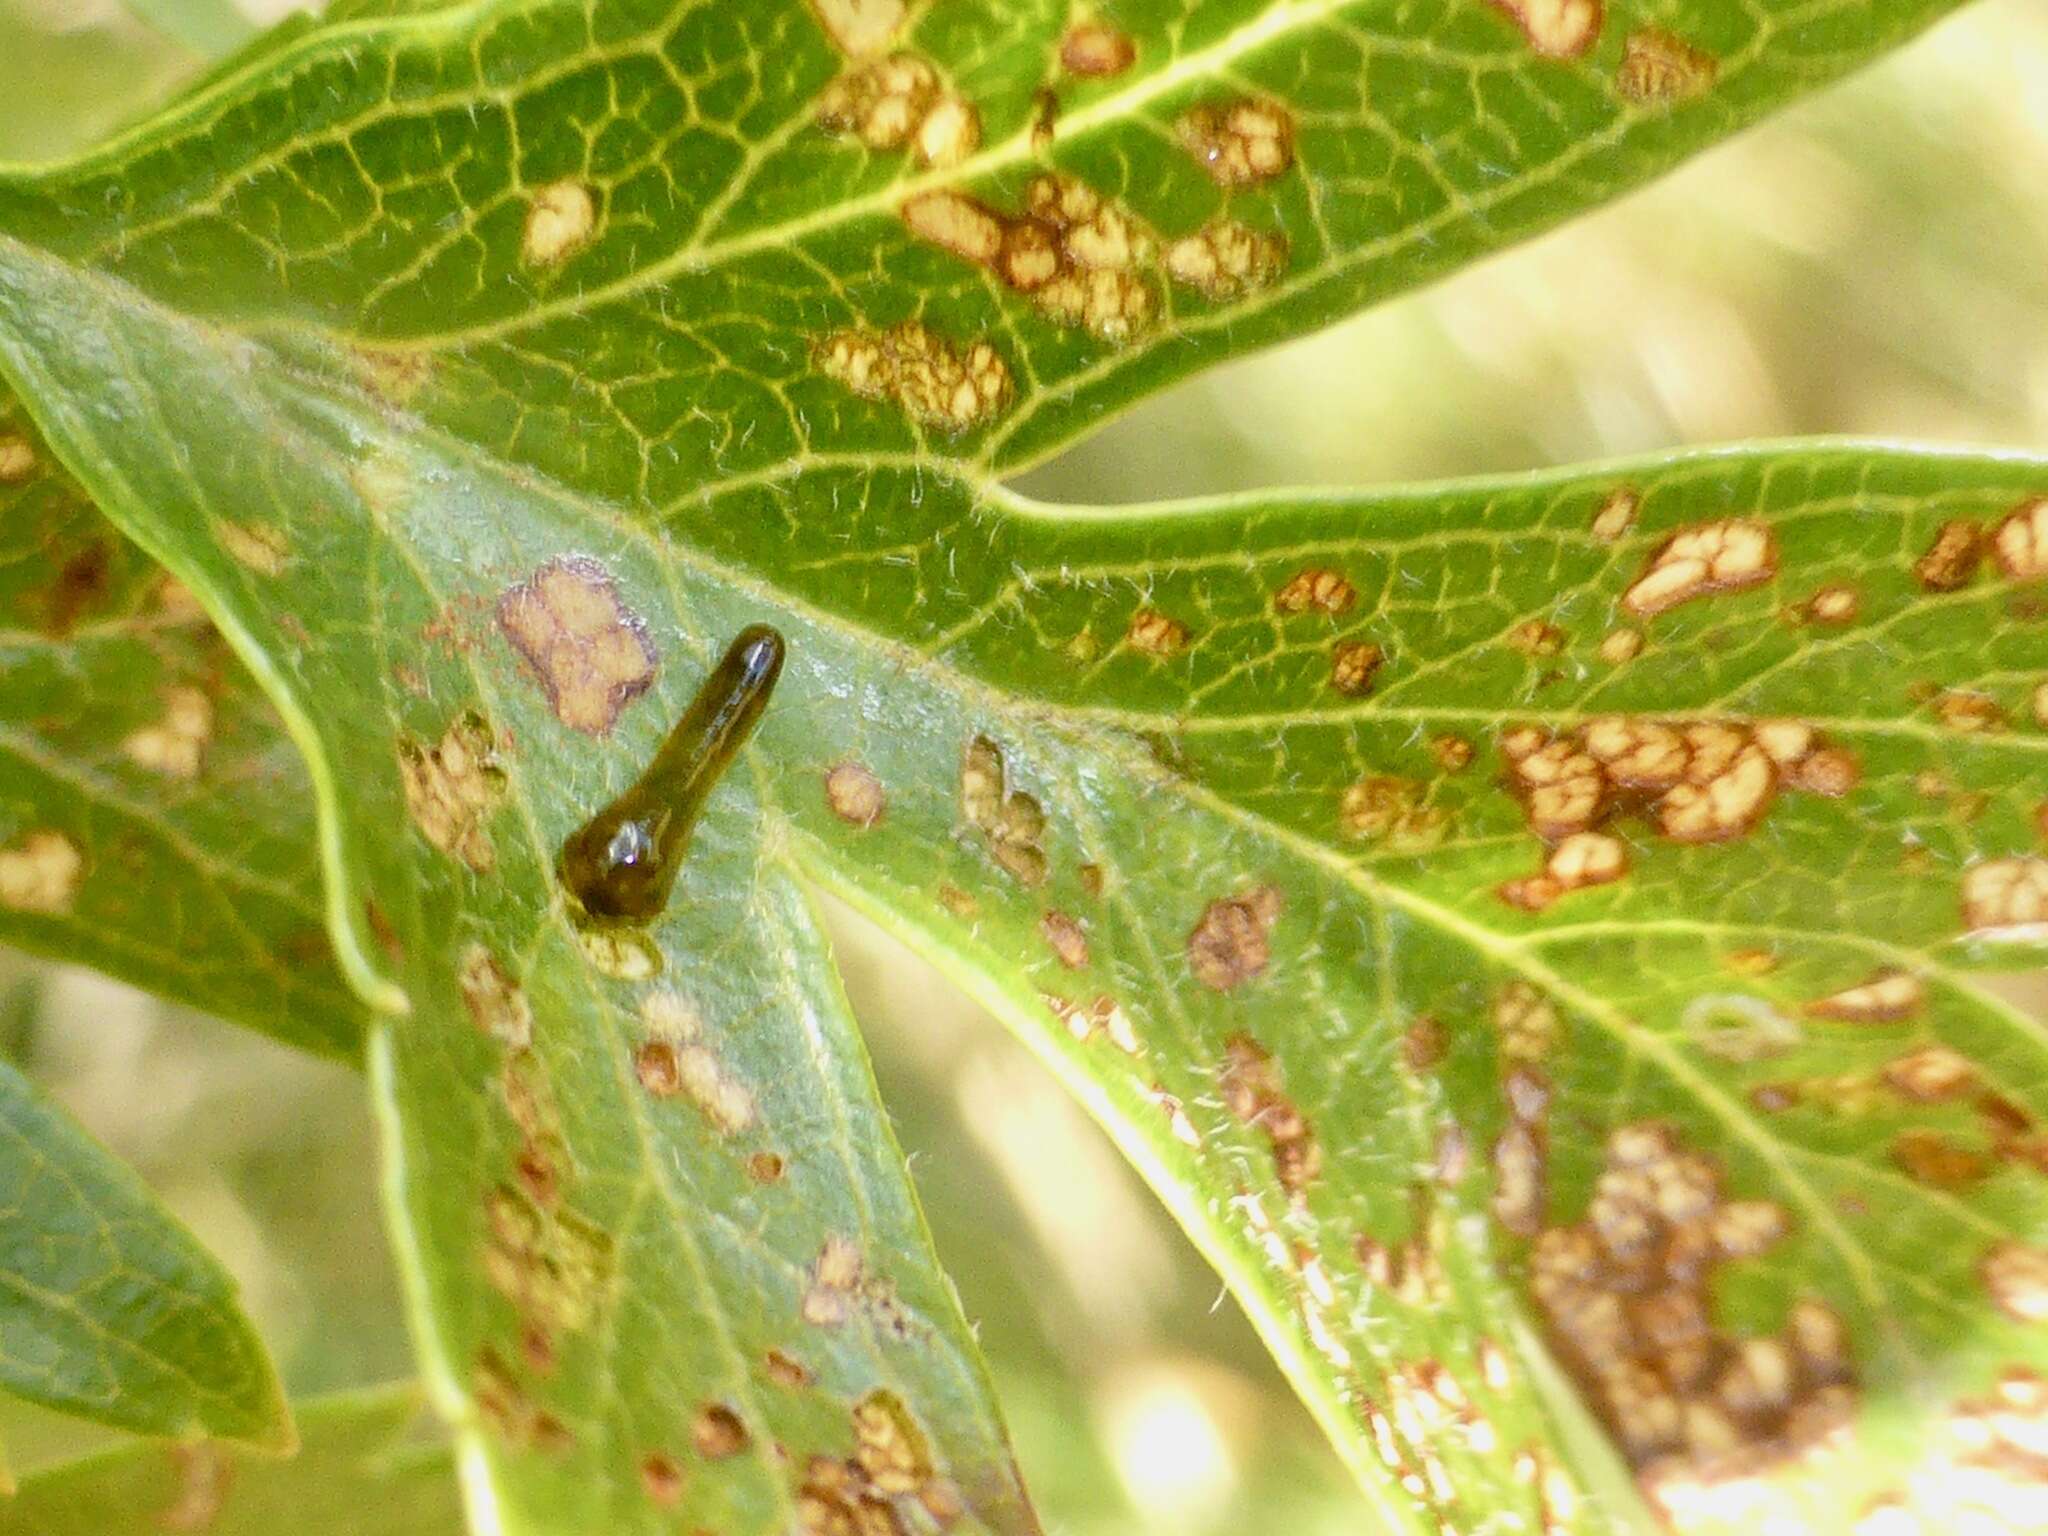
(3, 0), (2045, 1534)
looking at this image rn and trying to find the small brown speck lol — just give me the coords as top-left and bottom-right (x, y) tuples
(1187, 885), (1281, 991)
(692, 1403), (749, 1460)
(1040, 909), (1089, 969)
(640, 1452), (685, 1507)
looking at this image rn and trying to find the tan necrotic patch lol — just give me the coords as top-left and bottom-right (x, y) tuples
(398, 710), (504, 871)
(497, 555), (657, 736)
(481, 1184), (614, 1348)
(961, 734), (1048, 885)
(1963, 856), (2048, 935)
(1993, 497), (2048, 580)
(1803, 969), (1923, 1024)
(800, 1235), (909, 1336)
(1983, 1242), (2048, 1323)
(816, 52), (979, 167)
(1219, 1032), (1320, 1198)
(1501, 715), (1854, 856)
(217, 520), (288, 576)
(0, 434), (36, 484)
(123, 686), (213, 780)
(633, 990), (753, 1135)
(1059, 18), (1135, 76)
(1488, 0), (1603, 58)
(817, 321), (1010, 432)
(522, 181), (596, 268)
(1802, 584), (1860, 625)
(0, 829), (80, 914)
(1592, 486), (1640, 541)
(1164, 219), (1289, 300)
(1499, 831), (1628, 913)
(459, 945), (533, 1048)
(805, 0), (905, 56)
(1039, 909), (1088, 968)
(1623, 518), (1775, 617)
(1176, 98), (1295, 187)
(1188, 884), (1282, 991)
(1598, 627), (1644, 665)
(1616, 29), (1717, 103)
(902, 174), (1159, 342)
(824, 760), (886, 827)
(853, 1390), (934, 1495)
(1528, 1122), (1854, 1484)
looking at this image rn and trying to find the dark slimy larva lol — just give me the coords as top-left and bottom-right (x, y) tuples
(558, 625), (784, 923)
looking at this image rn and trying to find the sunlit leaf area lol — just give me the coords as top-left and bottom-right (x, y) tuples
(0, 0), (2045, 1532)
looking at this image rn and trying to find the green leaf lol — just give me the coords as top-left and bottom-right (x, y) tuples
(0, 1049), (290, 1449)
(0, 389), (358, 1060)
(0, 1385), (461, 1534)
(0, 0), (2033, 1532)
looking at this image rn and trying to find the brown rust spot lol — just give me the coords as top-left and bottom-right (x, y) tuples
(1059, 18), (1135, 76)
(1431, 734), (1475, 773)
(0, 828), (82, 914)
(746, 1150), (785, 1184)
(1177, 98), (1295, 186)
(1622, 518), (1775, 618)
(1219, 1033), (1320, 1197)
(1616, 28), (1717, 102)
(1891, 1129), (1989, 1189)
(123, 686), (213, 780)
(1882, 1045), (1977, 1103)
(1040, 909), (1088, 969)
(1930, 689), (2005, 734)
(764, 1348), (812, 1388)
(961, 734), (1048, 885)
(1164, 218), (1288, 300)
(475, 1348), (571, 1453)
(1488, 0), (1602, 57)
(639, 1452), (685, 1506)
(1127, 606), (1189, 656)
(824, 760), (886, 827)
(1915, 519), (1983, 591)
(817, 323), (1010, 433)
(634, 1039), (754, 1134)
(497, 556), (657, 736)
(1274, 566), (1356, 615)
(1330, 638), (1384, 695)
(1509, 619), (1567, 657)
(1993, 497), (2048, 581)
(691, 1403), (749, 1460)
(458, 945), (533, 1048)
(1188, 884), (1281, 991)
(38, 541), (113, 636)
(397, 710), (504, 871)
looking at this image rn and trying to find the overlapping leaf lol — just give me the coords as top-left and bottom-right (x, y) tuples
(0, 1048), (289, 1447)
(0, 1385), (461, 1534)
(0, 0), (2036, 1533)
(0, 391), (357, 1058)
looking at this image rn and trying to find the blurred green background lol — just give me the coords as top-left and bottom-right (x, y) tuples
(1, 0), (2045, 1528)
